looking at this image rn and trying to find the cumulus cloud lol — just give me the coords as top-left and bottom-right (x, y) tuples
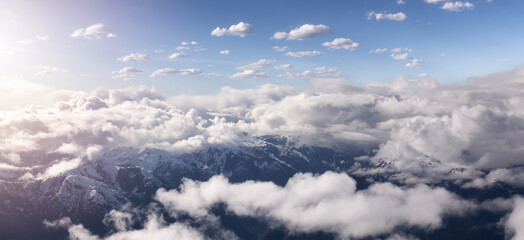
(272, 24), (332, 40)
(367, 11), (407, 21)
(219, 50), (230, 55)
(150, 68), (202, 77)
(441, 1), (474, 11)
(168, 52), (188, 59)
(322, 38), (360, 50)
(285, 51), (325, 58)
(406, 59), (424, 68)
(505, 197), (524, 240)
(211, 22), (254, 37)
(237, 59), (276, 71)
(71, 23), (115, 39)
(117, 53), (148, 62)
(230, 70), (269, 79)
(156, 172), (471, 239)
(3, 65), (524, 189)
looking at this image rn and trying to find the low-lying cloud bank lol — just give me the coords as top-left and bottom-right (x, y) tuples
(1, 65), (524, 187)
(46, 172), (475, 239)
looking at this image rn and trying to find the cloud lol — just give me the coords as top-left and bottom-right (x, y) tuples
(112, 67), (143, 81)
(406, 59), (424, 68)
(151, 68), (202, 77)
(272, 24), (332, 40)
(397, 0), (406, 4)
(505, 197), (524, 240)
(36, 158), (81, 180)
(425, 0), (447, 3)
(441, 1), (474, 11)
(219, 50), (230, 55)
(322, 38), (360, 50)
(230, 70), (269, 79)
(35, 65), (66, 75)
(391, 52), (410, 60)
(117, 53), (148, 62)
(370, 48), (388, 54)
(285, 51), (325, 58)
(156, 172), (472, 239)
(367, 11), (407, 21)
(237, 59), (276, 71)
(279, 67), (340, 79)
(18, 35), (49, 45)
(272, 46), (288, 52)
(274, 64), (292, 70)
(417, 73), (431, 78)
(70, 23), (115, 39)
(169, 52), (188, 59)
(211, 22), (254, 37)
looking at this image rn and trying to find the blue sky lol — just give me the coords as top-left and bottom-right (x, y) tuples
(1, 0), (523, 96)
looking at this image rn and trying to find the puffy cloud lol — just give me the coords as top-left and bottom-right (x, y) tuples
(70, 23), (115, 39)
(442, 1), (474, 11)
(417, 73), (431, 78)
(397, 0), (406, 4)
(272, 24), (332, 40)
(156, 172), (472, 239)
(211, 22), (254, 37)
(505, 197), (524, 240)
(35, 65), (66, 75)
(322, 38), (360, 50)
(425, 0), (447, 3)
(406, 59), (424, 68)
(285, 50), (325, 58)
(219, 50), (230, 55)
(367, 11), (407, 21)
(150, 68), (202, 77)
(230, 70), (269, 79)
(117, 53), (148, 62)
(168, 52), (188, 59)
(274, 64), (292, 70)
(237, 59), (276, 71)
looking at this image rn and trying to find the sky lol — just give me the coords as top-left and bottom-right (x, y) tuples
(1, 0), (523, 99)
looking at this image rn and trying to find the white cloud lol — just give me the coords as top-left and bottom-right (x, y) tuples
(367, 11), (407, 21)
(36, 158), (81, 180)
(272, 24), (332, 40)
(230, 70), (269, 79)
(391, 52), (410, 60)
(505, 197), (524, 240)
(112, 67), (143, 81)
(151, 68), (202, 77)
(369, 48), (388, 54)
(70, 23), (115, 39)
(442, 1), (474, 11)
(169, 52), (188, 59)
(417, 73), (431, 78)
(211, 22), (254, 37)
(406, 59), (424, 68)
(322, 38), (360, 50)
(391, 47), (412, 53)
(272, 46), (288, 52)
(425, 0), (447, 3)
(274, 64), (292, 70)
(156, 172), (472, 239)
(237, 59), (276, 71)
(219, 50), (230, 55)
(279, 67), (340, 79)
(35, 65), (66, 75)
(285, 51), (325, 58)
(18, 35), (49, 45)
(397, 0), (406, 4)
(117, 53), (148, 62)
